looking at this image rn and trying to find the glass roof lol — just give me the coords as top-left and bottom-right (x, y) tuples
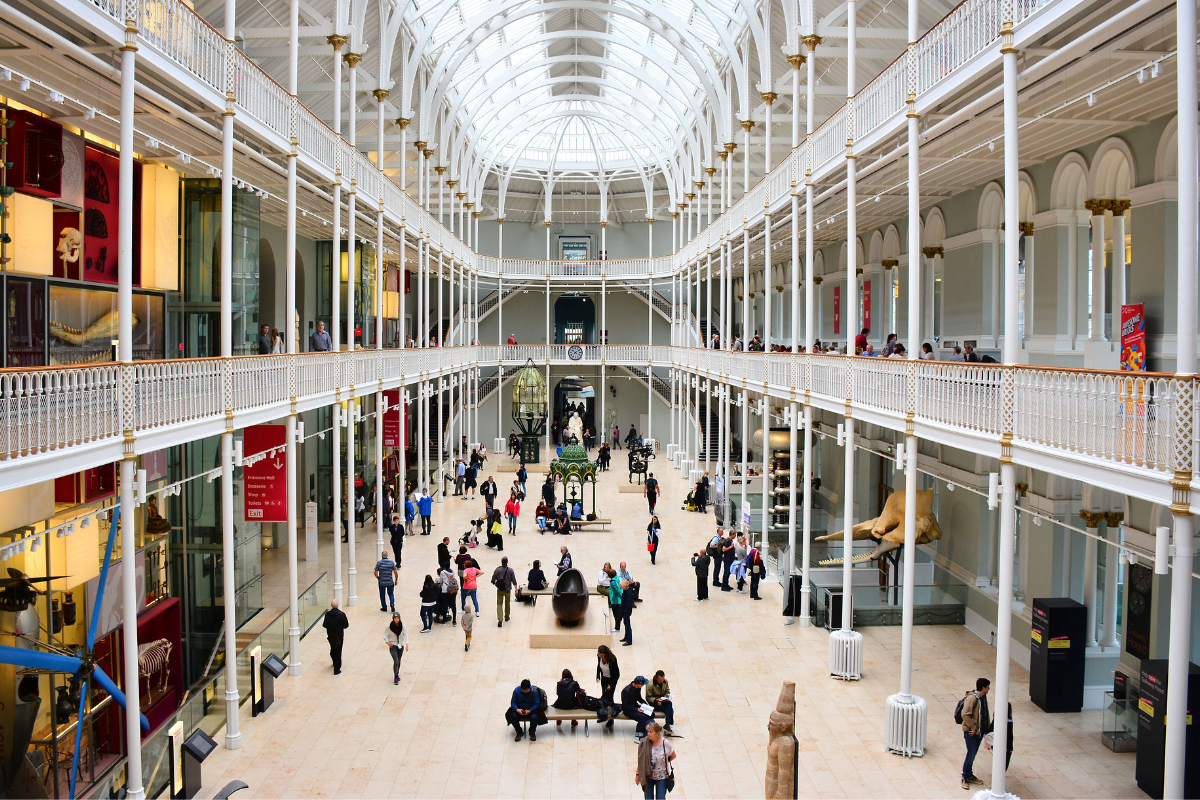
(406, 0), (745, 177)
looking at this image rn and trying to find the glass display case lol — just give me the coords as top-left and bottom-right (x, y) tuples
(47, 283), (165, 364)
(1101, 690), (1137, 752)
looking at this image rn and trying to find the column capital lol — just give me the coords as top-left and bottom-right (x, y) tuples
(880, 259), (899, 269)
(921, 246), (944, 258)
(718, 150), (728, 161)
(497, 217), (505, 225)
(422, 149), (434, 159)
(1103, 511), (1126, 527)
(446, 179), (457, 188)
(343, 52), (363, 68)
(705, 166), (717, 177)
(694, 181), (706, 190)
(1084, 198), (1111, 215)
(787, 53), (806, 69)
(472, 211), (480, 219)
(801, 34), (823, 50)
(327, 33), (348, 50)
(395, 117), (411, 129)
(463, 202), (474, 209)
(434, 166), (447, 176)
(725, 142), (737, 152)
(1110, 199), (1132, 214)
(647, 218), (655, 225)
(740, 120), (755, 132)
(761, 92), (778, 105)
(372, 88), (389, 102)
(413, 140), (427, 151)
(1079, 510), (1106, 528)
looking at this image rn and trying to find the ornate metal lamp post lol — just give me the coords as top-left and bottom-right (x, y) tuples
(512, 359), (548, 463)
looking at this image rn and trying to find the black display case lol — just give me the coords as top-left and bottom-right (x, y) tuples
(1028, 597), (1085, 713)
(1135, 659), (1200, 799)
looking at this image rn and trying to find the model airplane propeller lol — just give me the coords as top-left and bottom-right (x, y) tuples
(0, 505), (150, 799)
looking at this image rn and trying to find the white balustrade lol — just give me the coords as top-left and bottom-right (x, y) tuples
(0, 365), (121, 460)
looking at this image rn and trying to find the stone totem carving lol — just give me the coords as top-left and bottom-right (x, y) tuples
(765, 681), (798, 799)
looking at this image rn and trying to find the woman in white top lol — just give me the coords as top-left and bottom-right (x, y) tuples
(598, 561), (613, 594)
(384, 612), (409, 685)
(270, 327), (284, 354)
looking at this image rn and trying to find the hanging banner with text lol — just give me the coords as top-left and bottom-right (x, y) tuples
(244, 424), (287, 521)
(1120, 303), (1146, 371)
(383, 389), (406, 447)
(863, 280), (872, 331)
(833, 286), (841, 334)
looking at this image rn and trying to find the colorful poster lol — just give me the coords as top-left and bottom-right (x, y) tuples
(383, 389), (404, 447)
(833, 286), (841, 335)
(863, 280), (872, 330)
(244, 424), (287, 522)
(1120, 303), (1146, 371)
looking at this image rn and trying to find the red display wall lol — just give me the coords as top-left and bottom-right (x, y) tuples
(83, 144), (142, 285)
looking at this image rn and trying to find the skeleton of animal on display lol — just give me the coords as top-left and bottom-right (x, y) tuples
(49, 309), (138, 345)
(815, 488), (943, 565)
(138, 638), (172, 694)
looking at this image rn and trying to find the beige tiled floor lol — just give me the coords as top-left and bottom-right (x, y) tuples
(201, 450), (1140, 799)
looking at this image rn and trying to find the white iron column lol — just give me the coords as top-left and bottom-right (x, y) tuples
(1111, 203), (1129, 311)
(739, 390), (748, 534)
(799, 34), (818, 626)
(741, 121), (752, 195)
(344, 50), (359, 608)
(286, 0), (302, 676)
(1164, 3), (1198, 791)
(830, 0), (863, 681)
(764, 211), (773, 351)
(330, 45), (343, 604)
(219, 0), (241, 751)
(118, 0), (146, 788)
(545, 279), (551, 452)
(648, 275), (653, 442)
(980, 17), (1023, 798)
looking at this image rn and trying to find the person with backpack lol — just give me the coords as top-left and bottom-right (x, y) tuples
(958, 677), (991, 789)
(516, 463), (528, 496)
(492, 556), (517, 627)
(438, 566), (459, 625)
(644, 472), (659, 514)
(706, 531), (723, 588)
(505, 679), (547, 741)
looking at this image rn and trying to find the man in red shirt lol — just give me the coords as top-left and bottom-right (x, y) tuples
(854, 327), (869, 352)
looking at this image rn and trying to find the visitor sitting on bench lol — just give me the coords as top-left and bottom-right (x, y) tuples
(505, 679), (546, 742)
(553, 668), (583, 730)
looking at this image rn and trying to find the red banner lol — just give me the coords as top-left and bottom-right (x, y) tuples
(833, 286), (842, 335)
(244, 424), (287, 522)
(383, 389), (405, 447)
(1121, 304), (1146, 371)
(863, 279), (872, 331)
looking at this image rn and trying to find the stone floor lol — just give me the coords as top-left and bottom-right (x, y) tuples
(200, 449), (1140, 799)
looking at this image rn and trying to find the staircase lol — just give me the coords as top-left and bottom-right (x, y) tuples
(478, 366), (522, 403)
(618, 365), (672, 404)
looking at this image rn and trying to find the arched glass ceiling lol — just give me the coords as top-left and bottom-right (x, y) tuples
(407, 0), (748, 176)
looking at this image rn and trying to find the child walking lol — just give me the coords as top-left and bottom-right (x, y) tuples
(462, 603), (476, 652)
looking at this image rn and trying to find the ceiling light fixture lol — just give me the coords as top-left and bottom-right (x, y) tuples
(1087, 93), (1096, 107)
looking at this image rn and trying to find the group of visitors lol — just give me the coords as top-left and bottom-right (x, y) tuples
(689, 528), (764, 601)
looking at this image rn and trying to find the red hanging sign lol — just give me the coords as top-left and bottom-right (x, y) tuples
(863, 279), (872, 331)
(383, 389), (405, 447)
(244, 424), (287, 522)
(833, 286), (842, 335)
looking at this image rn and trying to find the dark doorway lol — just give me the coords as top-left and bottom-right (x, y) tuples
(554, 294), (595, 343)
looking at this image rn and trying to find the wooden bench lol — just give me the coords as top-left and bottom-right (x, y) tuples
(543, 706), (646, 736)
(571, 517), (612, 531)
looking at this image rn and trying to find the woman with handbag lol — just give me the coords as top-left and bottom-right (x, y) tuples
(553, 668), (583, 730)
(635, 722), (676, 799)
(646, 516), (661, 565)
(746, 544), (764, 600)
(383, 612), (409, 685)
(596, 645), (620, 727)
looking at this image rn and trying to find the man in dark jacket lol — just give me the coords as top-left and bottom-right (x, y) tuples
(621, 675), (653, 740)
(256, 324), (271, 355)
(437, 537), (452, 572)
(619, 581), (639, 646)
(389, 515), (404, 567)
(691, 549), (711, 601)
(720, 530), (737, 591)
(505, 679), (546, 742)
(322, 599), (349, 674)
(542, 476), (556, 508)
(481, 476), (498, 506)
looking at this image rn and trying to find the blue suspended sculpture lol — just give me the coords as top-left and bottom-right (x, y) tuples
(0, 504), (151, 799)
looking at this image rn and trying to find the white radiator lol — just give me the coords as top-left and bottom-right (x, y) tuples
(679, 458), (692, 476)
(666, 443), (678, 459)
(689, 468), (703, 483)
(494, 437), (506, 453)
(828, 629), (863, 680)
(884, 694), (928, 757)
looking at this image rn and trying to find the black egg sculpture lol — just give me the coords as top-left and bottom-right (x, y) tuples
(551, 568), (590, 626)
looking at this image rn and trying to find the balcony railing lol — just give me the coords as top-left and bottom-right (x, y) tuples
(0, 347), (1190, 505)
